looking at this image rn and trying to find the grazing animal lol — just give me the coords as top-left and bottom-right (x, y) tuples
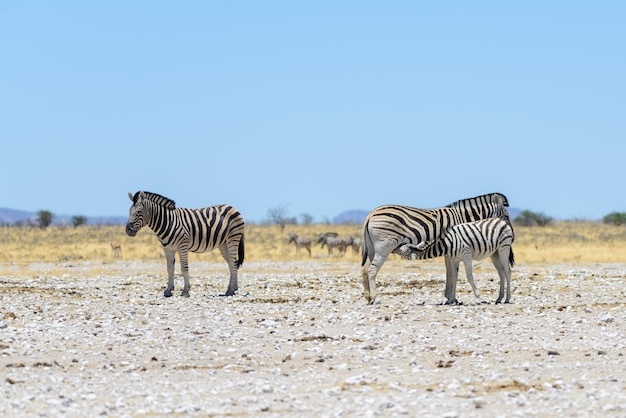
(361, 193), (511, 305)
(108, 241), (122, 258)
(318, 233), (352, 256)
(125, 191), (245, 298)
(396, 218), (515, 304)
(288, 233), (312, 258)
(349, 236), (362, 254)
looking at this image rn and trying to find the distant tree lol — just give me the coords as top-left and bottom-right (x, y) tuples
(72, 215), (88, 228)
(36, 210), (54, 229)
(266, 205), (296, 232)
(603, 212), (626, 226)
(514, 210), (553, 227)
(300, 213), (314, 225)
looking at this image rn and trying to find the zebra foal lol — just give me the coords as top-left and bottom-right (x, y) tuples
(125, 191), (245, 297)
(397, 218), (515, 304)
(361, 193), (511, 305)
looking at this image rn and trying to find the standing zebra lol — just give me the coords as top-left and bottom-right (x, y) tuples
(125, 191), (245, 298)
(396, 218), (515, 304)
(318, 233), (351, 256)
(361, 193), (511, 305)
(288, 233), (312, 258)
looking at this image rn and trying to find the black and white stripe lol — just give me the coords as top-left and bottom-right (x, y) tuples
(125, 191), (245, 297)
(397, 217), (515, 304)
(361, 193), (511, 305)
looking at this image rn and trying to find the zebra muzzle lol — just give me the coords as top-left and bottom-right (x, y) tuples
(125, 225), (138, 236)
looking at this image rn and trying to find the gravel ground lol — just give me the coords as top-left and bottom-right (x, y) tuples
(1, 259), (626, 417)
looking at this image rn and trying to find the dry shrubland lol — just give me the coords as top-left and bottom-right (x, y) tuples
(0, 222), (624, 269)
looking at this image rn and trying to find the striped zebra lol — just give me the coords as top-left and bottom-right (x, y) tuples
(125, 191), (245, 298)
(397, 218), (515, 304)
(361, 193), (511, 305)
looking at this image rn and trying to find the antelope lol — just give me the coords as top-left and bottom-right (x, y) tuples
(108, 241), (122, 258)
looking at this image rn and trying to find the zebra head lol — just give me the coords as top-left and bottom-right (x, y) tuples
(126, 191), (147, 237)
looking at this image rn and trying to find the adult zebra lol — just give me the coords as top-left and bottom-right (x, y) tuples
(125, 191), (245, 298)
(361, 193), (511, 305)
(397, 217), (515, 304)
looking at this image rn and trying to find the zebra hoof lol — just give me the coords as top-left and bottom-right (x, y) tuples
(221, 290), (236, 297)
(164, 291), (173, 298)
(181, 292), (190, 298)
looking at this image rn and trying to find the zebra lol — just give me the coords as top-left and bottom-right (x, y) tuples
(125, 191), (245, 298)
(349, 236), (362, 254)
(288, 233), (312, 258)
(361, 193), (511, 305)
(318, 233), (351, 256)
(396, 217), (515, 304)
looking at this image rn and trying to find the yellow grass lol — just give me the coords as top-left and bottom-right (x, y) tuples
(0, 222), (624, 270)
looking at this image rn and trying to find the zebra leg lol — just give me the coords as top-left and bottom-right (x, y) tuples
(444, 256), (460, 305)
(462, 256), (481, 302)
(220, 242), (239, 296)
(491, 253), (508, 304)
(178, 249), (191, 297)
(164, 248), (176, 297)
(361, 259), (372, 303)
(505, 252), (512, 303)
(364, 245), (394, 305)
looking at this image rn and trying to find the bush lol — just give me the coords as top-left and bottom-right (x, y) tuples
(514, 210), (554, 227)
(36, 210), (54, 229)
(72, 215), (88, 228)
(603, 212), (626, 226)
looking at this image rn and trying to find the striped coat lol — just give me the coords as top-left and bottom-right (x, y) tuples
(361, 193), (511, 305)
(397, 218), (515, 303)
(126, 191), (245, 297)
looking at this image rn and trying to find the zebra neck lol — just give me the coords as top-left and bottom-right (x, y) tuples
(144, 202), (176, 240)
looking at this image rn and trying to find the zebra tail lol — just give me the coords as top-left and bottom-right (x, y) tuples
(237, 236), (245, 268)
(509, 247), (515, 268)
(361, 219), (371, 267)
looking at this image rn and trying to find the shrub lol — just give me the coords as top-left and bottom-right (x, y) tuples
(514, 210), (554, 227)
(72, 215), (88, 228)
(603, 212), (626, 226)
(36, 210), (54, 229)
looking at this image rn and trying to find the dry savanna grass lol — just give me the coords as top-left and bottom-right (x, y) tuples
(0, 222), (624, 271)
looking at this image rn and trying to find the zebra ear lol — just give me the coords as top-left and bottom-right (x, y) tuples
(128, 192), (134, 202)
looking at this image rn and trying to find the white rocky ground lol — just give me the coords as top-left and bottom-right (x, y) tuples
(1, 259), (626, 417)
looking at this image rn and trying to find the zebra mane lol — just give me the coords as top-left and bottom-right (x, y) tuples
(134, 191), (176, 209)
(446, 193), (509, 209)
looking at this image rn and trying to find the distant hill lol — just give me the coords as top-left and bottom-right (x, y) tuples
(0, 207), (126, 226)
(0, 207), (35, 225)
(0, 206), (525, 227)
(332, 209), (369, 225)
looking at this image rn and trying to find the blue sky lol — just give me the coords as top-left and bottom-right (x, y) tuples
(1, 2), (624, 223)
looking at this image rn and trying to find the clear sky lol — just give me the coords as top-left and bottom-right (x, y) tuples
(1, 2), (624, 223)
